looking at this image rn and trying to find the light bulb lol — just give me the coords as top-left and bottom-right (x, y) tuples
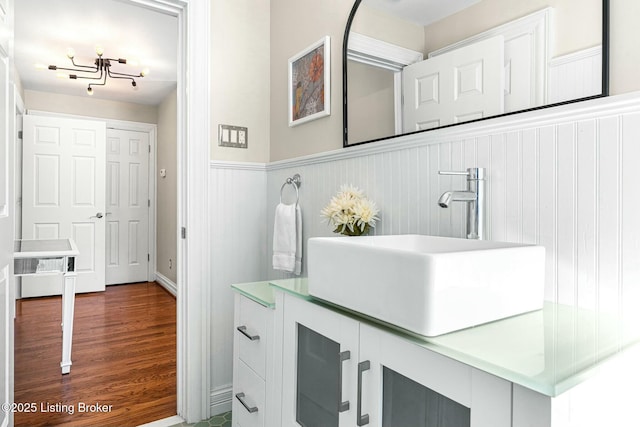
(87, 87), (94, 96)
(140, 68), (150, 77)
(95, 46), (104, 56)
(66, 48), (75, 59)
(34, 63), (47, 70)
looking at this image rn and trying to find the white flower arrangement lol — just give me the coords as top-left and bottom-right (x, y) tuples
(321, 185), (380, 236)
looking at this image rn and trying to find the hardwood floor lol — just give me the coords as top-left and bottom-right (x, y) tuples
(14, 282), (177, 427)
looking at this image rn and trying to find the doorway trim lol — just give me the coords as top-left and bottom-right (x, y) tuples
(16, 0), (210, 421)
(121, 0), (211, 423)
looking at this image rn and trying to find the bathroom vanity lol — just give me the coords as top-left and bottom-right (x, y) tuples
(231, 279), (640, 427)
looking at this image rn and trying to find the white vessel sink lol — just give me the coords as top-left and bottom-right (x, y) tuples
(307, 235), (545, 337)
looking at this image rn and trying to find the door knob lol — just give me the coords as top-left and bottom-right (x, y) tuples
(90, 212), (104, 219)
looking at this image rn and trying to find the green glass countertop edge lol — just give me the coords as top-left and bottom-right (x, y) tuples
(231, 278), (313, 308)
(231, 281), (276, 308)
(233, 278), (640, 398)
(268, 278), (313, 300)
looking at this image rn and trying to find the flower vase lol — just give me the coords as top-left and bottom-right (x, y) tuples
(335, 223), (370, 237)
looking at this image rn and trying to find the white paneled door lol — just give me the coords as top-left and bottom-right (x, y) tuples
(22, 115), (106, 297)
(105, 128), (149, 285)
(402, 35), (504, 131)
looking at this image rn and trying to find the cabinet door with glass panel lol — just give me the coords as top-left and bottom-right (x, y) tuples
(281, 294), (360, 426)
(282, 294), (512, 427)
(359, 323), (512, 427)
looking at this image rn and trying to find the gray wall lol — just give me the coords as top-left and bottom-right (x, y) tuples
(24, 89), (158, 124)
(156, 88), (178, 283)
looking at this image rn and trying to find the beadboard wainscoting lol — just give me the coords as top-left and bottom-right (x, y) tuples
(267, 92), (640, 319)
(208, 92), (640, 414)
(209, 161), (268, 414)
(548, 46), (603, 104)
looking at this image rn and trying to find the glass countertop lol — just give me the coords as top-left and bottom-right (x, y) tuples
(418, 303), (639, 396)
(231, 278), (312, 308)
(269, 277), (311, 300)
(231, 281), (277, 308)
(233, 278), (640, 397)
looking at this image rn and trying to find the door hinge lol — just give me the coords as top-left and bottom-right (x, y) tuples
(148, 144), (151, 153)
(147, 253), (150, 261)
(18, 130), (23, 140)
(148, 199), (151, 207)
(181, 227), (186, 239)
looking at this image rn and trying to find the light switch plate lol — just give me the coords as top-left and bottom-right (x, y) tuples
(218, 124), (248, 148)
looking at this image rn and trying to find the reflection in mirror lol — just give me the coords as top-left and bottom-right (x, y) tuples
(343, 0), (608, 147)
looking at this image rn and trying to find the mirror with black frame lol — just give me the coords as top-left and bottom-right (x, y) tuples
(343, 0), (609, 147)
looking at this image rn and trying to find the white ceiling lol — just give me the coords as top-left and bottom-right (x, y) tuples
(14, 0), (476, 105)
(365, 0), (482, 27)
(14, 0), (178, 106)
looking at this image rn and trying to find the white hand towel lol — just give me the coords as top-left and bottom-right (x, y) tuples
(273, 203), (302, 275)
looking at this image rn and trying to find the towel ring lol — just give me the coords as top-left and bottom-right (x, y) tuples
(280, 174), (301, 205)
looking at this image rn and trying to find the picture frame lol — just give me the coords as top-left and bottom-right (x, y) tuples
(288, 36), (330, 127)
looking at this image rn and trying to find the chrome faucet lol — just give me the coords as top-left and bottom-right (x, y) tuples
(438, 167), (486, 240)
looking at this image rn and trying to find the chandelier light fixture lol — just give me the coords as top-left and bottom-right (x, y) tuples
(48, 47), (148, 95)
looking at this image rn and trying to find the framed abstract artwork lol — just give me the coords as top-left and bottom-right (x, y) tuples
(288, 36), (330, 127)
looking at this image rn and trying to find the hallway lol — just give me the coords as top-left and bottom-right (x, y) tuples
(14, 282), (176, 426)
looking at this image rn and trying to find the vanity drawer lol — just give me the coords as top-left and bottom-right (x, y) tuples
(233, 359), (265, 427)
(236, 296), (269, 379)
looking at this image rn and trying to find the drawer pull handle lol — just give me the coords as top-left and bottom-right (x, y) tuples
(237, 325), (260, 341)
(357, 360), (370, 426)
(338, 350), (350, 412)
(235, 392), (259, 413)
